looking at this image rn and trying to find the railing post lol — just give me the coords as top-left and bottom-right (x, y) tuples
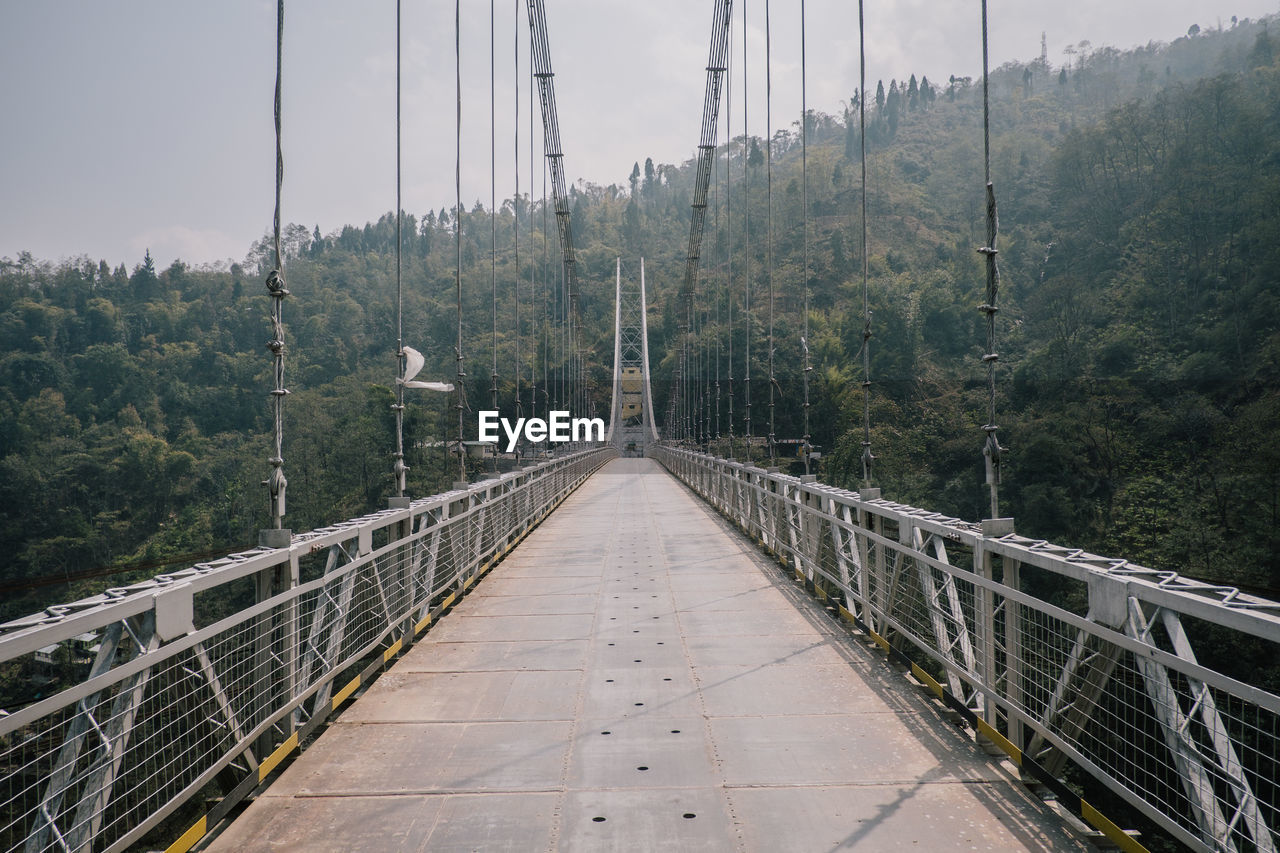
(253, 543), (297, 757)
(976, 519), (1012, 732)
(1003, 557), (1023, 751)
(799, 475), (818, 583)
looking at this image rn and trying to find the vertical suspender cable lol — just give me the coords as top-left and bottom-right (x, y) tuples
(742, 0), (752, 455)
(538, 58), (547, 425)
(858, 0), (874, 486)
(393, 0), (407, 497)
(725, 12), (736, 459)
(455, 0), (466, 483)
(542, 152), (549, 421)
(979, 0), (1003, 519)
(714, 58), (725, 446)
(704, 309), (710, 444)
(264, 0), (290, 536)
(514, 0), (522, 425)
(490, 0), (499, 471)
(765, 0), (775, 463)
(801, 0), (812, 475)
(531, 22), (542, 424)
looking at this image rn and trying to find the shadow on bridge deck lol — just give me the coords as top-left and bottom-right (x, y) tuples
(205, 457), (1089, 852)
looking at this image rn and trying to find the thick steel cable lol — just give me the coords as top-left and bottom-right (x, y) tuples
(858, 0), (873, 486)
(490, 0), (498, 471)
(455, 0), (466, 483)
(393, 0), (407, 497)
(801, 0), (812, 475)
(265, 0), (289, 532)
(766, 0), (775, 463)
(979, 0), (1003, 518)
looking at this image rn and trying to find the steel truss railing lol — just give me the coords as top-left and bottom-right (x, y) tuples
(654, 445), (1280, 853)
(0, 447), (614, 853)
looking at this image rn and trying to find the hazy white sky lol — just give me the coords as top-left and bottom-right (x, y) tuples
(2, 0), (1276, 268)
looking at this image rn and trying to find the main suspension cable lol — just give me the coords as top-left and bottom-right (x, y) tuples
(264, 0), (289, 536)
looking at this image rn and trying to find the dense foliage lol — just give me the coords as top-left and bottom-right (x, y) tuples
(2, 17), (1278, 623)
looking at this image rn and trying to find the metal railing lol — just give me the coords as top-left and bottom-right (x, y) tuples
(0, 446), (614, 853)
(654, 445), (1280, 853)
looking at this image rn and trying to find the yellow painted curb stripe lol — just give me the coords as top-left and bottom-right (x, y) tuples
(910, 662), (946, 700)
(442, 592), (456, 609)
(258, 731), (299, 782)
(838, 604), (856, 624)
(333, 674), (361, 708)
(382, 638), (403, 663)
(415, 613), (433, 635)
(165, 815), (206, 853)
(816, 587), (828, 601)
(1082, 802), (1150, 853)
(975, 717), (1022, 766)
(869, 630), (890, 652)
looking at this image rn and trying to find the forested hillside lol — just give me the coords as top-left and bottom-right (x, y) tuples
(2, 17), (1277, 622)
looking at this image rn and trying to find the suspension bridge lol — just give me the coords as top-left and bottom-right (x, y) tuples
(2, 1), (1279, 852)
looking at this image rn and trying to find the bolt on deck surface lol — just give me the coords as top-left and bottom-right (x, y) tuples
(206, 458), (1088, 852)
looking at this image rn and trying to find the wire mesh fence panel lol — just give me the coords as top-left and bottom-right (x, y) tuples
(654, 445), (1280, 853)
(0, 447), (613, 853)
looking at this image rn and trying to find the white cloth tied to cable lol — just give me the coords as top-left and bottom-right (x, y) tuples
(400, 346), (455, 392)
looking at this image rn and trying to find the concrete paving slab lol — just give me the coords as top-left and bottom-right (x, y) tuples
(568, 715), (717, 789)
(558, 789), (737, 853)
(427, 612), (595, 642)
(481, 576), (602, 596)
(677, 605), (823, 636)
(711, 713), (1008, 787)
(696, 663), (912, 716)
(684, 632), (858, 668)
(269, 720), (572, 796)
(728, 784), (1093, 852)
(397, 638), (590, 672)
(459, 592), (598, 616)
(204, 794), (443, 852)
(341, 669), (581, 722)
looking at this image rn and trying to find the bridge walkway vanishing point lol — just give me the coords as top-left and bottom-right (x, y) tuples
(205, 458), (1089, 852)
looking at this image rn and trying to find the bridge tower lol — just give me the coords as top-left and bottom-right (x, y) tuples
(605, 257), (660, 455)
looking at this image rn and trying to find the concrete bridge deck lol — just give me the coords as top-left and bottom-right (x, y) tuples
(205, 458), (1088, 852)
